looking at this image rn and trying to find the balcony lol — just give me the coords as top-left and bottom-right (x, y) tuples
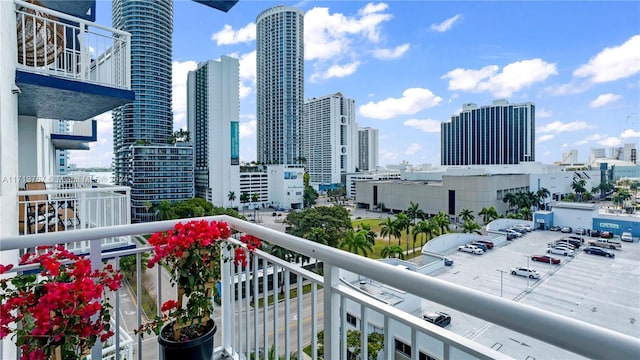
(1, 216), (638, 359)
(17, 181), (133, 254)
(14, 0), (134, 121)
(51, 119), (97, 150)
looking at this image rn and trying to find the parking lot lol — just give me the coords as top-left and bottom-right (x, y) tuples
(425, 229), (640, 359)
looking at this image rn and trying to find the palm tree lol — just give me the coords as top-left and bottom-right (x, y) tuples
(227, 191), (236, 209)
(432, 211), (450, 234)
(458, 209), (474, 223)
(461, 220), (482, 234)
(406, 201), (423, 227)
(379, 217), (400, 249)
(518, 207), (533, 220)
(612, 189), (632, 209)
(503, 192), (516, 213)
(478, 206), (498, 224)
(240, 192), (249, 216)
(376, 202), (385, 212)
(535, 187), (550, 210)
(380, 245), (405, 259)
(358, 223), (377, 245)
(339, 229), (374, 257)
(251, 192), (260, 219)
(394, 213), (411, 251)
(412, 220), (438, 250)
(571, 178), (587, 201)
(156, 200), (175, 220)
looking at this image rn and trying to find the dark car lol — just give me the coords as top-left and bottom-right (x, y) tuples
(549, 226), (561, 231)
(470, 241), (488, 251)
(531, 255), (561, 264)
(423, 311), (451, 327)
(444, 257), (454, 266)
(590, 229), (601, 237)
(474, 239), (494, 249)
(583, 246), (615, 258)
(575, 228), (587, 235)
(561, 226), (573, 233)
(559, 237), (583, 248)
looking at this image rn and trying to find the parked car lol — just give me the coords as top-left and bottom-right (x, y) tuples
(509, 227), (527, 235)
(457, 244), (484, 255)
(498, 229), (519, 239)
(504, 229), (523, 238)
(531, 255), (561, 264)
(557, 237), (582, 248)
(590, 229), (601, 237)
(588, 238), (622, 250)
(547, 247), (575, 256)
(565, 235), (585, 244)
(600, 231), (614, 238)
(560, 226), (573, 233)
(575, 228), (587, 235)
(511, 267), (541, 279)
(474, 239), (494, 249)
(583, 246), (615, 258)
(513, 223), (533, 232)
(549, 226), (561, 231)
(444, 257), (454, 266)
(621, 232), (633, 242)
(470, 241), (488, 251)
(552, 244), (576, 253)
(423, 311), (451, 327)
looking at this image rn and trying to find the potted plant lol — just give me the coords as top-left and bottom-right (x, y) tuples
(137, 219), (260, 360)
(0, 245), (123, 360)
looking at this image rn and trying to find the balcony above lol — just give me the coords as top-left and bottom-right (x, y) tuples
(14, 0), (134, 121)
(51, 119), (97, 150)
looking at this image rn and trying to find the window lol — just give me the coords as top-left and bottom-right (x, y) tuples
(346, 313), (357, 327)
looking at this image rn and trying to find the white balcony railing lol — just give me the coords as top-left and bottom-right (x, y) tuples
(1, 217), (639, 360)
(17, 184), (132, 254)
(14, 0), (131, 90)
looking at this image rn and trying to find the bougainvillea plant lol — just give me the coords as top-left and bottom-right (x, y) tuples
(136, 219), (261, 341)
(0, 245), (123, 360)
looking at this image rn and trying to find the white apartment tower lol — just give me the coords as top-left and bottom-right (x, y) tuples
(256, 5), (305, 165)
(187, 56), (240, 208)
(358, 127), (379, 171)
(304, 93), (358, 189)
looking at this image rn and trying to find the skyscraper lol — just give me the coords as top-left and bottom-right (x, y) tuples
(358, 127), (379, 172)
(112, 0), (191, 222)
(441, 100), (535, 166)
(256, 5), (304, 165)
(304, 93), (358, 189)
(187, 56), (240, 207)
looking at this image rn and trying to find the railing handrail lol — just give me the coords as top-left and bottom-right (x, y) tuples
(1, 216), (638, 359)
(14, 0), (130, 37)
(18, 186), (131, 196)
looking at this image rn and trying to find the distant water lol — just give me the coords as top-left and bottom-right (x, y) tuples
(68, 170), (114, 185)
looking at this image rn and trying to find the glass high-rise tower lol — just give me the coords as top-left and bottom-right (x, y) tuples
(256, 5), (304, 165)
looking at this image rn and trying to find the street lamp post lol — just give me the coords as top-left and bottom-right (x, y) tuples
(496, 269), (508, 297)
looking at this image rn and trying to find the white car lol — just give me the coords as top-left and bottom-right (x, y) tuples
(457, 244), (484, 255)
(514, 224), (533, 232)
(621, 232), (633, 242)
(511, 267), (541, 279)
(547, 247), (575, 256)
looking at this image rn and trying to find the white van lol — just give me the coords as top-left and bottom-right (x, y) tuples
(621, 232), (633, 242)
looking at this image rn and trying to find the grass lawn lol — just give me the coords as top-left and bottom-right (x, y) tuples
(352, 217), (423, 260)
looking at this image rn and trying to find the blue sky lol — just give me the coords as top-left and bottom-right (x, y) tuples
(71, 0), (640, 168)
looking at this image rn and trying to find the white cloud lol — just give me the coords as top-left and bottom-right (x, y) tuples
(536, 134), (555, 143)
(172, 60), (198, 130)
(598, 136), (622, 147)
(589, 93), (622, 108)
(379, 148), (399, 163)
(373, 43), (410, 60)
(574, 34), (640, 83)
(537, 120), (595, 134)
(621, 128), (640, 140)
(359, 88), (442, 120)
(310, 61), (361, 82)
(405, 143), (422, 155)
(536, 108), (552, 118)
(403, 118), (441, 133)
(238, 51), (256, 98)
(442, 59), (558, 97)
(239, 119), (256, 139)
(211, 23), (256, 45)
(430, 14), (462, 32)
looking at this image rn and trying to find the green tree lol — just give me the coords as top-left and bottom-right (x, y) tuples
(380, 245), (405, 259)
(612, 189), (632, 209)
(461, 220), (482, 234)
(251, 192), (260, 219)
(173, 198), (213, 219)
(433, 211), (450, 234)
(518, 207), (533, 220)
(458, 209), (474, 223)
(479, 206), (498, 224)
(394, 212), (412, 251)
(357, 223), (377, 245)
(227, 191), (236, 208)
(339, 229), (374, 257)
(535, 187), (550, 209)
(379, 216), (401, 249)
(571, 178), (587, 201)
(406, 201), (424, 227)
(284, 206), (352, 248)
(412, 220), (439, 249)
(346, 330), (384, 360)
(155, 200), (176, 220)
(240, 192), (250, 216)
(503, 192), (517, 213)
